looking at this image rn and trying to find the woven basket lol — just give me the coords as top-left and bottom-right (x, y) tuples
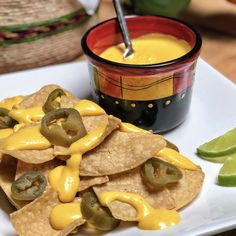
(0, 0), (98, 73)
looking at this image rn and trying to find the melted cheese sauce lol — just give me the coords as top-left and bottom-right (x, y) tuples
(0, 96), (23, 110)
(50, 202), (83, 230)
(9, 107), (44, 125)
(157, 147), (197, 170)
(0, 128), (13, 139)
(119, 122), (151, 133)
(0, 92), (197, 231)
(74, 100), (105, 116)
(0, 100), (105, 151)
(48, 121), (108, 202)
(119, 123), (197, 170)
(99, 33), (191, 65)
(99, 192), (181, 230)
(0, 125), (51, 150)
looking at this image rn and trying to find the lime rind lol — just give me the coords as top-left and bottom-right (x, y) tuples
(197, 128), (236, 157)
(218, 156), (236, 186)
(197, 144), (236, 157)
(199, 152), (236, 163)
(218, 175), (236, 186)
(199, 155), (230, 163)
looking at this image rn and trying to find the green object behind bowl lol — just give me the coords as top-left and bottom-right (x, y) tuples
(131, 0), (190, 17)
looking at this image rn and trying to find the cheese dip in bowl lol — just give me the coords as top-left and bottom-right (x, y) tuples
(81, 15), (202, 133)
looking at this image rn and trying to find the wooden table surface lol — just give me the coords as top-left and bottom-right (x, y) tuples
(96, 1), (236, 236)
(200, 28), (236, 83)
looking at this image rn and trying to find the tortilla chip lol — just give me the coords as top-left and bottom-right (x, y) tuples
(0, 139), (5, 163)
(167, 167), (204, 210)
(19, 84), (61, 109)
(61, 94), (119, 133)
(0, 152), (3, 163)
(60, 95), (80, 108)
(16, 156), (108, 192)
(93, 167), (175, 221)
(15, 158), (64, 180)
(3, 148), (54, 164)
(79, 176), (109, 192)
(18, 84), (77, 109)
(53, 115), (120, 157)
(3, 86), (120, 164)
(82, 115), (117, 133)
(10, 187), (85, 236)
(80, 132), (166, 176)
(0, 139), (6, 162)
(0, 155), (30, 209)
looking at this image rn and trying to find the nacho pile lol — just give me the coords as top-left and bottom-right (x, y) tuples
(0, 85), (204, 235)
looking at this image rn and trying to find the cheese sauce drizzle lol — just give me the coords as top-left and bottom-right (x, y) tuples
(50, 202), (83, 230)
(99, 192), (181, 230)
(119, 122), (197, 170)
(156, 148), (197, 170)
(1, 125), (51, 150)
(74, 100), (105, 116)
(0, 96), (23, 110)
(119, 122), (151, 133)
(0, 96), (23, 140)
(0, 93), (195, 231)
(0, 128), (13, 139)
(0, 100), (105, 150)
(48, 121), (108, 202)
(9, 107), (44, 125)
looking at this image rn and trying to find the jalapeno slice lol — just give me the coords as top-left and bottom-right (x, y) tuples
(40, 108), (87, 146)
(11, 172), (47, 201)
(0, 107), (17, 129)
(43, 88), (66, 113)
(141, 158), (182, 190)
(81, 192), (120, 231)
(165, 139), (179, 152)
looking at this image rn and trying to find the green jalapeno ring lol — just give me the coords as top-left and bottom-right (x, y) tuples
(40, 108), (87, 147)
(11, 171), (47, 201)
(0, 107), (18, 129)
(141, 158), (183, 190)
(43, 88), (66, 113)
(81, 192), (120, 231)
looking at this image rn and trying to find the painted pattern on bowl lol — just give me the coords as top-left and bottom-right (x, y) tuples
(81, 16), (202, 133)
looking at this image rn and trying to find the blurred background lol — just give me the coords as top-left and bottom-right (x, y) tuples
(0, 0), (235, 83)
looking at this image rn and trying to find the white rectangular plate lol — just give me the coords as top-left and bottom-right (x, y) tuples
(0, 59), (236, 236)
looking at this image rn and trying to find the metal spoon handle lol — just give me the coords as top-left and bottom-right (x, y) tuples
(113, 0), (134, 58)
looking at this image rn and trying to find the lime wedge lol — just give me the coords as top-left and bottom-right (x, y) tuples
(197, 128), (236, 157)
(218, 156), (236, 186)
(199, 153), (236, 163)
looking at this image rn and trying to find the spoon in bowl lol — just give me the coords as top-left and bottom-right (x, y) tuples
(113, 0), (134, 58)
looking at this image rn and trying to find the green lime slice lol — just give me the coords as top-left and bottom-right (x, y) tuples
(218, 156), (236, 186)
(197, 128), (236, 157)
(199, 152), (236, 163)
(199, 154), (231, 163)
